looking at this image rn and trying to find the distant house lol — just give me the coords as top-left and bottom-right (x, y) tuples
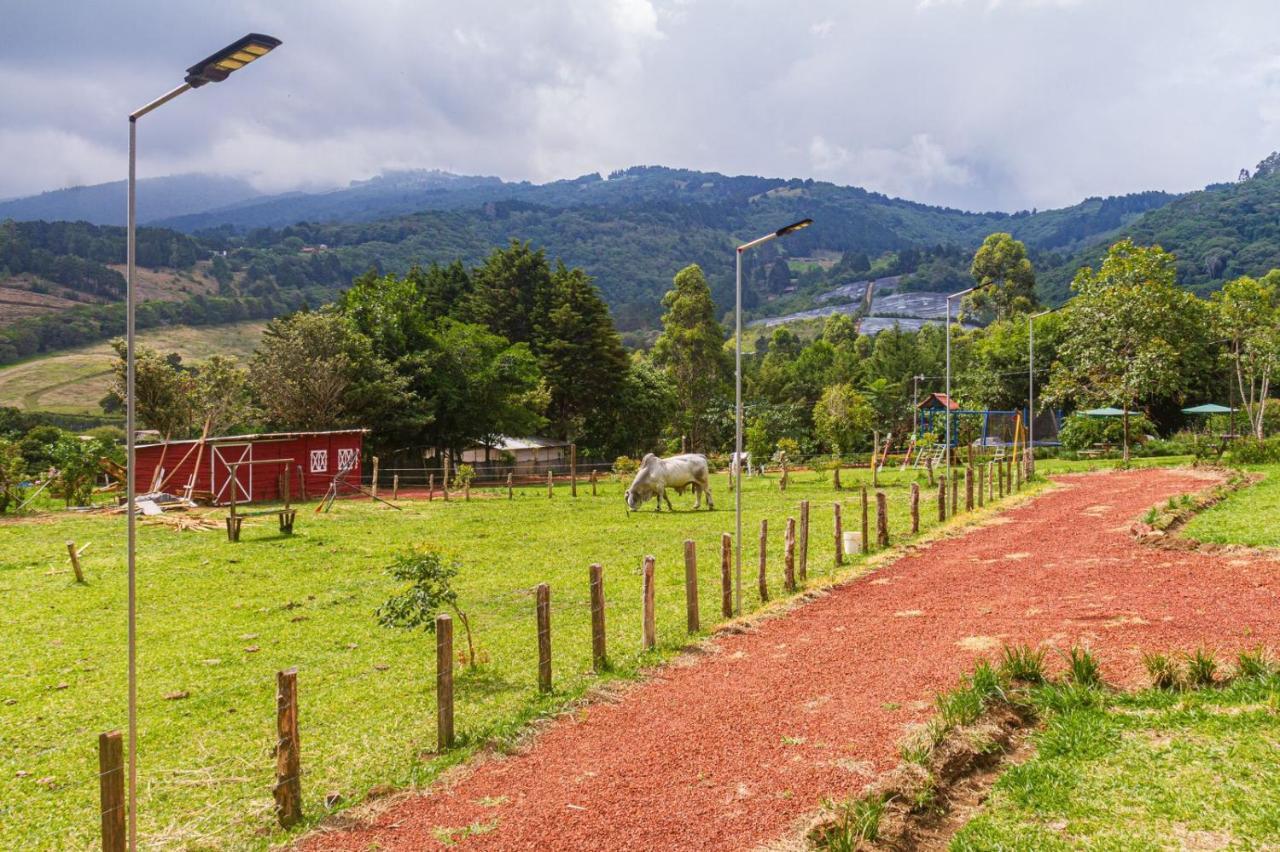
(461, 436), (571, 473)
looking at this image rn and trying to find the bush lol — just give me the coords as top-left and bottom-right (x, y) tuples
(612, 455), (639, 477)
(452, 463), (475, 488)
(1228, 437), (1280, 465)
(1059, 413), (1155, 452)
(377, 548), (477, 667)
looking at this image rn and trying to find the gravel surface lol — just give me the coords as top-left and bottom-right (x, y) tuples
(301, 467), (1280, 851)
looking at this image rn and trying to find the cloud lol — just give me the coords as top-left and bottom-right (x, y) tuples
(1, 0), (1279, 211)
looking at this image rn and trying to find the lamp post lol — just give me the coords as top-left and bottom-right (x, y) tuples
(734, 218), (811, 614)
(1027, 309), (1052, 477)
(124, 33), (280, 850)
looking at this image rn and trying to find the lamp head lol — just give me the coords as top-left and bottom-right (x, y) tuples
(774, 218), (813, 238)
(185, 33), (282, 87)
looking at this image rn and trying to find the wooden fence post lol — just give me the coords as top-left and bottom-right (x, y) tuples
(798, 500), (809, 580)
(1015, 456), (1023, 491)
(910, 482), (920, 534)
(547, 470), (554, 499)
(464, 482), (471, 501)
(371, 456), (379, 498)
(860, 486), (870, 555)
(876, 491), (889, 548)
(684, 540), (699, 633)
(872, 432), (880, 488)
(590, 564), (606, 671)
(536, 583), (552, 691)
(591, 469), (598, 497)
(66, 540), (85, 584)
(757, 519), (769, 602)
(833, 461), (842, 491)
(926, 457), (935, 486)
(937, 475), (947, 522)
(951, 470), (959, 515)
(392, 474), (399, 501)
(988, 461), (995, 502)
(784, 518), (797, 592)
(642, 556), (656, 649)
(428, 473), (435, 502)
(442, 456), (451, 502)
(273, 668), (302, 828)
(965, 466), (974, 512)
(436, 614), (454, 750)
(720, 534), (732, 618)
(998, 461), (1005, 498)
(570, 443), (578, 497)
(833, 502), (844, 566)
(978, 464), (985, 508)
(98, 730), (124, 852)
(507, 472), (513, 500)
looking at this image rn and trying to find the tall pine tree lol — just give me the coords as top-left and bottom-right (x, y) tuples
(651, 264), (730, 451)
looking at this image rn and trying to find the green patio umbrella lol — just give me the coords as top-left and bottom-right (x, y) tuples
(1181, 403), (1235, 414)
(1080, 407), (1133, 417)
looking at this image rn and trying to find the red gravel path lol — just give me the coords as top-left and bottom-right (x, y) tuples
(302, 468), (1280, 851)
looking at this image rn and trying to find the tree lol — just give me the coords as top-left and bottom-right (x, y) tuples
(536, 264), (628, 446)
(812, 383), (873, 457)
(1211, 272), (1280, 439)
(50, 434), (108, 506)
(0, 438), (24, 513)
(105, 341), (196, 438)
(651, 264), (730, 451)
(248, 311), (407, 434)
(377, 548), (477, 668)
(192, 355), (256, 437)
(962, 233), (1038, 323)
(1048, 239), (1212, 462)
(597, 359), (677, 457)
(466, 241), (554, 345)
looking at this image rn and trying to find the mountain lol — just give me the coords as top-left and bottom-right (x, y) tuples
(0, 174), (262, 227)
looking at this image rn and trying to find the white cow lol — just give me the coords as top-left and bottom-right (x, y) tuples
(729, 451), (752, 478)
(625, 453), (715, 512)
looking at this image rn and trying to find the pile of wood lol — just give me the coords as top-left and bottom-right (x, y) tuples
(141, 514), (221, 532)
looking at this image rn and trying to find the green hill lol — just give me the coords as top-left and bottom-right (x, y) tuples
(0, 320), (265, 417)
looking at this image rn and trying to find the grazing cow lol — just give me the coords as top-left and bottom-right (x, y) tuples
(625, 453), (714, 512)
(729, 451), (752, 478)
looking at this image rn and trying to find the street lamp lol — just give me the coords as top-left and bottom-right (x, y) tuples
(734, 218), (811, 614)
(125, 32), (280, 850)
(1027, 309), (1053, 477)
(943, 285), (987, 472)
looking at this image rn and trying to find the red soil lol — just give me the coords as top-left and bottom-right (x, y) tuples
(301, 468), (1280, 851)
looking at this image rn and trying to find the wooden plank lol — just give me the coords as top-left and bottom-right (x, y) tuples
(436, 614), (454, 750)
(98, 730), (125, 852)
(66, 540), (84, 584)
(536, 583), (552, 691)
(590, 564), (606, 671)
(642, 556), (657, 649)
(684, 540), (699, 633)
(273, 668), (302, 828)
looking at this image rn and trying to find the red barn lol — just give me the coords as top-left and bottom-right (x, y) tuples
(133, 429), (366, 505)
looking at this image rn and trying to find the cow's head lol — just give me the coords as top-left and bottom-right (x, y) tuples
(624, 487), (644, 511)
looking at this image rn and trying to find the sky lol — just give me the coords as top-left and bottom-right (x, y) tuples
(3, 0), (1280, 212)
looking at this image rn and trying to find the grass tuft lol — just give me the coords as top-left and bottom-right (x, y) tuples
(1142, 652), (1182, 691)
(1236, 646), (1273, 680)
(998, 644), (1047, 684)
(936, 686), (985, 728)
(822, 795), (885, 851)
(1063, 645), (1103, 688)
(1185, 647), (1218, 688)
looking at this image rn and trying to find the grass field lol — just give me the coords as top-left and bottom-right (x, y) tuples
(1182, 464), (1280, 548)
(0, 321), (265, 416)
(1, 457), (1200, 849)
(954, 669), (1280, 849)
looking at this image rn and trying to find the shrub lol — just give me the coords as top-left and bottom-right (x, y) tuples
(1059, 413), (1156, 452)
(612, 455), (639, 477)
(49, 435), (109, 506)
(1142, 652), (1182, 690)
(1228, 437), (1280, 465)
(452, 463), (476, 488)
(377, 548), (477, 667)
(0, 438), (24, 513)
(999, 644), (1047, 683)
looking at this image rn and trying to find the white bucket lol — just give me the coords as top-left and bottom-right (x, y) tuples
(842, 531), (862, 556)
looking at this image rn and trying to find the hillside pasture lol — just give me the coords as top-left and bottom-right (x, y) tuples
(0, 320), (265, 415)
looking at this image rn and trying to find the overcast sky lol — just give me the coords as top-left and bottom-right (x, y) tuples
(3, 0), (1280, 211)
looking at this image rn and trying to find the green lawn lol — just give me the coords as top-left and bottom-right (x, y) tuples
(4, 464), (1044, 850)
(1182, 464), (1280, 548)
(953, 673), (1280, 850)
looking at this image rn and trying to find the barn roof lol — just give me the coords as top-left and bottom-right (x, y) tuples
(136, 428), (369, 448)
